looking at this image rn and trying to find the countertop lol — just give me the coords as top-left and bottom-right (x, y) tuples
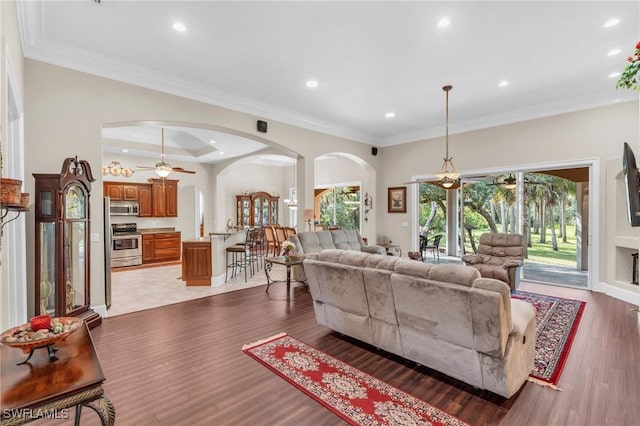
(182, 236), (211, 243)
(208, 228), (247, 236)
(138, 227), (178, 234)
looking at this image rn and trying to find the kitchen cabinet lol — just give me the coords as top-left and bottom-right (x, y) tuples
(103, 180), (177, 218)
(104, 182), (139, 201)
(181, 239), (212, 286)
(33, 157), (101, 329)
(138, 184), (153, 217)
(151, 179), (178, 217)
(142, 231), (181, 263)
(236, 191), (279, 227)
(142, 234), (154, 263)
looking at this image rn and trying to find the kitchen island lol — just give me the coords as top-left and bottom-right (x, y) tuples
(180, 229), (247, 286)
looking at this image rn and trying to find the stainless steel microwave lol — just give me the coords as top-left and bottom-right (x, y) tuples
(109, 201), (139, 216)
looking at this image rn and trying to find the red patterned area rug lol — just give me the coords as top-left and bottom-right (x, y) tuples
(512, 290), (586, 388)
(243, 333), (470, 426)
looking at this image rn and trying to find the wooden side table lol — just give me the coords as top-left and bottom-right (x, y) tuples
(1, 323), (115, 425)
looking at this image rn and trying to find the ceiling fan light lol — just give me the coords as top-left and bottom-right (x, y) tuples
(434, 158), (461, 181)
(432, 85), (462, 186)
(441, 178), (455, 189)
(155, 163), (172, 177)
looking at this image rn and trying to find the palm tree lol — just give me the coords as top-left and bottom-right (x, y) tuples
(554, 178), (576, 243)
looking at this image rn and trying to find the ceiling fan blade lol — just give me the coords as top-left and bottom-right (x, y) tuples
(133, 166), (156, 171)
(171, 167), (196, 174)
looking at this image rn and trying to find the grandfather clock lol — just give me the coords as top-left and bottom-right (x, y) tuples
(33, 157), (102, 328)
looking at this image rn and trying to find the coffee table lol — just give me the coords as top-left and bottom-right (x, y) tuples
(1, 322), (115, 425)
(264, 256), (304, 299)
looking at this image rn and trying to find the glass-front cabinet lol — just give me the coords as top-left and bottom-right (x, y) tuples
(34, 157), (101, 328)
(236, 191), (279, 227)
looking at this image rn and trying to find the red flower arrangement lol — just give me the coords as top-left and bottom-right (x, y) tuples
(617, 41), (640, 91)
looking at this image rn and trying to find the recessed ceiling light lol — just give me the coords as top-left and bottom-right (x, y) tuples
(498, 81), (509, 87)
(209, 139), (216, 144)
(437, 17), (451, 28)
(173, 22), (186, 32)
(608, 48), (621, 56)
(603, 18), (620, 28)
(609, 72), (621, 78)
(219, 151), (225, 155)
(306, 80), (319, 88)
(385, 112), (395, 118)
(122, 149), (129, 153)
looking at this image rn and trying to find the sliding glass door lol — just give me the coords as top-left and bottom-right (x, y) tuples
(457, 170), (587, 288)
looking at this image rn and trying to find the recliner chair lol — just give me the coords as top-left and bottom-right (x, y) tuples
(461, 233), (524, 290)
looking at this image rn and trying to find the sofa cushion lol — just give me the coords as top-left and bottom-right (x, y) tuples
(394, 260), (480, 287)
(331, 230), (365, 251)
(295, 231), (337, 253)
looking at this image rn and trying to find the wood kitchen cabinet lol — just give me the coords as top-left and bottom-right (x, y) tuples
(34, 157), (101, 328)
(151, 179), (178, 217)
(181, 240), (212, 286)
(104, 182), (139, 201)
(142, 234), (154, 263)
(142, 231), (181, 263)
(138, 184), (153, 217)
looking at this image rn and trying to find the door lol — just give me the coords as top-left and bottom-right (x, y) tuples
(458, 168), (589, 288)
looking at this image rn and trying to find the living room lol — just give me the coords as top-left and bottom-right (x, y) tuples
(1, 1), (639, 424)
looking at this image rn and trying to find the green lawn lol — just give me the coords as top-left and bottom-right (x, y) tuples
(464, 225), (578, 267)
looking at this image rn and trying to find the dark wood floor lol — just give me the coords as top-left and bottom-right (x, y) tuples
(33, 281), (640, 425)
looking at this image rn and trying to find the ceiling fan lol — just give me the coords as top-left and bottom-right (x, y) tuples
(402, 177), (462, 190)
(488, 173), (541, 188)
(135, 128), (196, 177)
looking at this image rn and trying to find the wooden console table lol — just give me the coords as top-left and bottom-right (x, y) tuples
(0, 322), (115, 425)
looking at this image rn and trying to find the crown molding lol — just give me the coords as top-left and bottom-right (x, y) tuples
(17, 1), (378, 146)
(380, 94), (638, 147)
(17, 1), (638, 150)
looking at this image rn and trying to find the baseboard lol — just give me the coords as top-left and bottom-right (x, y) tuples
(600, 281), (640, 306)
(212, 273), (226, 286)
(92, 304), (108, 318)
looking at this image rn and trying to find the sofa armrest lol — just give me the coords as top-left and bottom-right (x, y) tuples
(510, 299), (535, 337)
(362, 244), (386, 255)
(503, 260), (523, 269)
(461, 254), (482, 264)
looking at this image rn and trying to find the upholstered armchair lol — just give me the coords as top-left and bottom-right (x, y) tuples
(461, 233), (524, 290)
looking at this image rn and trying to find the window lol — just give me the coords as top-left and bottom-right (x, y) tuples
(316, 186), (360, 230)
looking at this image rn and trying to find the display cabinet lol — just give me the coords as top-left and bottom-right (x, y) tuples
(236, 192), (279, 227)
(33, 157), (101, 328)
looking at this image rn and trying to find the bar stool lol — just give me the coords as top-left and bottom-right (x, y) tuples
(225, 229), (255, 282)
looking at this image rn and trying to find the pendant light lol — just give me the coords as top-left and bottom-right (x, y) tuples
(433, 85), (461, 188)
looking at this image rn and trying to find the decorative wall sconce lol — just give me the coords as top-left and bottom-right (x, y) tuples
(102, 161), (134, 177)
(364, 192), (373, 222)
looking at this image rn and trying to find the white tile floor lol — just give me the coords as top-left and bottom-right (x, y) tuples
(107, 262), (288, 317)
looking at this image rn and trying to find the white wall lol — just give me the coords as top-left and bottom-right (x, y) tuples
(23, 59), (379, 318)
(1, 0), (27, 330)
(380, 101), (639, 303)
(218, 161), (286, 228)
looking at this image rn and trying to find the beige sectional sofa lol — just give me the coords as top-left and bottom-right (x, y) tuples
(290, 229), (385, 255)
(303, 249), (536, 398)
(288, 230), (385, 280)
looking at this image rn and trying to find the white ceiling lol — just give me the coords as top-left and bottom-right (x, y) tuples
(17, 0), (640, 164)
